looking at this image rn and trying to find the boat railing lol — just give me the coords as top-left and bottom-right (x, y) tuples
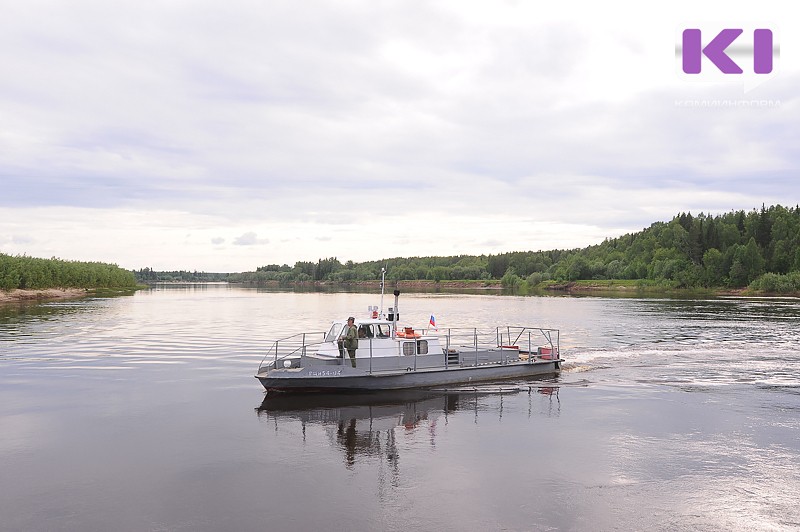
(257, 326), (560, 374)
(430, 326), (560, 367)
(257, 331), (327, 373)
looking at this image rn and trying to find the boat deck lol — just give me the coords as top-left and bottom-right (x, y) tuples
(256, 326), (561, 392)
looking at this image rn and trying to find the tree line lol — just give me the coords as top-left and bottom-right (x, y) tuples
(8, 204), (798, 293)
(0, 254), (137, 290)
(229, 204), (800, 293)
(135, 268), (228, 283)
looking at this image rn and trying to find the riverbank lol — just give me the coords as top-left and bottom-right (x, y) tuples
(15, 281), (790, 303)
(0, 288), (90, 304)
(541, 280), (792, 297)
(232, 279), (505, 290)
(245, 279), (754, 296)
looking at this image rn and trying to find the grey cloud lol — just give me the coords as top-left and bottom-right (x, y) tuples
(1, 2), (797, 269)
(233, 232), (268, 246)
(12, 235), (35, 245)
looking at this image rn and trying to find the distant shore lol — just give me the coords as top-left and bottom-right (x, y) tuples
(0, 288), (90, 304)
(242, 279), (772, 297)
(231, 279), (505, 290)
(535, 280), (758, 297)
(3, 282), (786, 304)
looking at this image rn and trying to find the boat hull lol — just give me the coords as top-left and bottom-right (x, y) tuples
(255, 359), (561, 393)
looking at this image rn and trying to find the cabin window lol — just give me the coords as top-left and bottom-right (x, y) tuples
(417, 340), (428, 354)
(358, 325), (375, 338)
(402, 342), (416, 356)
(376, 324), (391, 338)
(325, 323), (342, 342)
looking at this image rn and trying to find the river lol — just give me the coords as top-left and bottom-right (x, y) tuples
(1, 285), (798, 531)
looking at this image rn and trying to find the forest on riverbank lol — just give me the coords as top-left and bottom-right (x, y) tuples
(4, 204), (800, 295)
(0, 254), (137, 291)
(225, 204), (800, 294)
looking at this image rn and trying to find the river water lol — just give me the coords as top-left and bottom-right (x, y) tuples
(1, 285), (798, 531)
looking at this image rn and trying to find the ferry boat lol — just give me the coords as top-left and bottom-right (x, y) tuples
(255, 287), (562, 394)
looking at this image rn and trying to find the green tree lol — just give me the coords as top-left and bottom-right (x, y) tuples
(727, 238), (765, 286)
(702, 248), (725, 287)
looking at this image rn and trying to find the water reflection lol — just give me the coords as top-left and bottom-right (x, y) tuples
(256, 381), (562, 469)
(0, 298), (95, 322)
(0, 299), (109, 355)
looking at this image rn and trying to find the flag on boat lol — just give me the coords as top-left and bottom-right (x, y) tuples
(429, 315), (437, 329)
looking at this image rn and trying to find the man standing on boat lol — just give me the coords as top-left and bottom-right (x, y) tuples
(343, 317), (358, 368)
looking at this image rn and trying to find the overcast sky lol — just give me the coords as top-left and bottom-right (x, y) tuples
(1, 1), (797, 272)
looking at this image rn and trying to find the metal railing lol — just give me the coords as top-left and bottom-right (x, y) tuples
(257, 331), (326, 373)
(257, 326), (560, 375)
(432, 327), (560, 367)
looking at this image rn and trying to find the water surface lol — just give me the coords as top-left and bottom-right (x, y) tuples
(1, 285), (798, 531)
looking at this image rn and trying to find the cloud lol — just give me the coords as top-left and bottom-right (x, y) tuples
(233, 232), (269, 246)
(0, 1), (797, 271)
(12, 235), (36, 245)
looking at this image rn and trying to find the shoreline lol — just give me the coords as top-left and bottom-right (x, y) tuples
(236, 279), (745, 295)
(4, 283), (793, 304)
(0, 288), (90, 304)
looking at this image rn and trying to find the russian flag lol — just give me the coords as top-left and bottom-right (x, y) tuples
(429, 315), (437, 329)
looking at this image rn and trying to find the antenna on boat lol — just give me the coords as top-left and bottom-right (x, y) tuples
(379, 267), (386, 318)
(392, 289), (400, 338)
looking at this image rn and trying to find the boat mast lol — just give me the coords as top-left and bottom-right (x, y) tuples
(379, 267), (386, 318)
(392, 289), (400, 338)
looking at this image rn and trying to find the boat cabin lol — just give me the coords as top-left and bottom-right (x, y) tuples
(324, 319), (394, 342)
(318, 318), (437, 359)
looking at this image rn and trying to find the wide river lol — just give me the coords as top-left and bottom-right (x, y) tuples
(1, 285), (799, 531)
